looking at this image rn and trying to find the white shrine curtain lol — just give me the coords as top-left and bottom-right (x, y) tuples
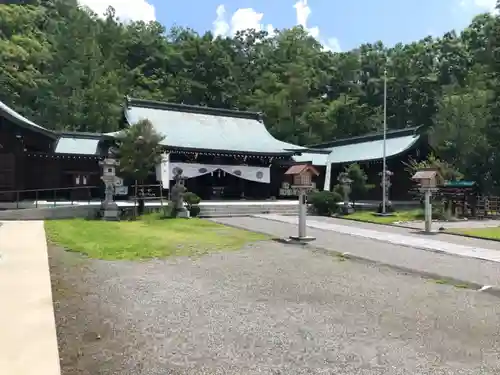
(219, 165), (270, 184)
(155, 153), (170, 187)
(169, 162), (219, 180)
(166, 162), (271, 184)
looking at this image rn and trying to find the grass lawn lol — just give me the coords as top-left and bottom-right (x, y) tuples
(45, 215), (269, 260)
(447, 227), (500, 240)
(342, 209), (422, 225)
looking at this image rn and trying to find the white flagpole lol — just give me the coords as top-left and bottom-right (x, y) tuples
(382, 68), (388, 214)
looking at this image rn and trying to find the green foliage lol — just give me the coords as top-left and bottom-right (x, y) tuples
(345, 163), (374, 204)
(189, 205), (201, 217)
(183, 192), (201, 217)
(117, 119), (165, 182)
(183, 192), (201, 206)
(404, 154), (463, 182)
(308, 190), (342, 216)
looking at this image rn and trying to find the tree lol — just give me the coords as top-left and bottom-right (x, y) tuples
(345, 163), (373, 208)
(117, 119), (164, 214)
(403, 154), (463, 182)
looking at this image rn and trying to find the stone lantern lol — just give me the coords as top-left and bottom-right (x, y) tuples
(379, 168), (394, 213)
(338, 172), (353, 215)
(99, 150), (121, 221)
(171, 167), (190, 218)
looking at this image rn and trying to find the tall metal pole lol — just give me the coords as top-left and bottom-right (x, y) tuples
(382, 68), (388, 214)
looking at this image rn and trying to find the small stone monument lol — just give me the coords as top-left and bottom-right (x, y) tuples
(338, 172), (353, 215)
(99, 150), (121, 221)
(171, 167), (190, 218)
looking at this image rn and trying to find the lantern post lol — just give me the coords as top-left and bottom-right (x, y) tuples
(284, 164), (320, 243)
(412, 168), (442, 233)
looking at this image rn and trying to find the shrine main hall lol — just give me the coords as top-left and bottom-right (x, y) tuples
(0, 97), (429, 202)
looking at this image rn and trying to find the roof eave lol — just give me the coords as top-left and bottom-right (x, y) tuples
(327, 135), (421, 165)
(163, 145), (295, 157)
(307, 126), (422, 149)
(1, 109), (58, 140)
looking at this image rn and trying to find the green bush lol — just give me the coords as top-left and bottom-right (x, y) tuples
(189, 205), (201, 217)
(184, 192), (201, 206)
(308, 190), (342, 216)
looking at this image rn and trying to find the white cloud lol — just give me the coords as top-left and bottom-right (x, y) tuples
(294, 0), (341, 52)
(77, 0), (156, 22)
(212, 1), (341, 52)
(460, 0), (498, 14)
(473, 0), (497, 12)
(212, 5), (274, 37)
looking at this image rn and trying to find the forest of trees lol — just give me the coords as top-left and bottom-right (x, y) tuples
(1, 0), (500, 190)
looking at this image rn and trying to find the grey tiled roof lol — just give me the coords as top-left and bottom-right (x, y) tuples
(124, 98), (304, 155)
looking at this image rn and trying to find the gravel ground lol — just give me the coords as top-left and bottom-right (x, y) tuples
(49, 242), (500, 375)
(212, 216), (500, 288)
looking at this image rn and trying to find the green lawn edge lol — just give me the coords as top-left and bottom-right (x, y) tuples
(446, 227), (500, 241)
(338, 209), (422, 225)
(45, 216), (270, 260)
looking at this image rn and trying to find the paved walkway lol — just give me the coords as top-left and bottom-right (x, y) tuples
(258, 214), (500, 262)
(0, 221), (60, 375)
(309, 215), (500, 252)
(211, 216), (500, 290)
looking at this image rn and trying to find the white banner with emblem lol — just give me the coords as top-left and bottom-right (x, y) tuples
(155, 153), (170, 188)
(162, 162), (271, 184)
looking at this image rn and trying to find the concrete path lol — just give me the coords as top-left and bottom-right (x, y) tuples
(310, 216), (500, 250)
(257, 214), (500, 263)
(211, 216), (500, 291)
(0, 221), (60, 375)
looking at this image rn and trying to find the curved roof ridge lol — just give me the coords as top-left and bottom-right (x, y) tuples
(126, 97), (263, 121)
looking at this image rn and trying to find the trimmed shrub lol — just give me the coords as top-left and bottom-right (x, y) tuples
(183, 192), (201, 218)
(189, 205), (201, 217)
(184, 192), (201, 206)
(308, 190), (342, 216)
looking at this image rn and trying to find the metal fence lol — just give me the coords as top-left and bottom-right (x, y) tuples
(0, 185), (102, 209)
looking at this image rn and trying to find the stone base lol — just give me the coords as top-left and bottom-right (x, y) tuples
(101, 201), (120, 221)
(177, 210), (190, 219)
(102, 209), (120, 221)
(340, 205), (354, 215)
(289, 235), (316, 243)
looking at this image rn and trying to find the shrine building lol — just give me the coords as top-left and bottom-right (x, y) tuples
(0, 97), (430, 203)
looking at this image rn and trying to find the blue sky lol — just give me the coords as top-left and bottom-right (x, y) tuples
(80, 0), (497, 51)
